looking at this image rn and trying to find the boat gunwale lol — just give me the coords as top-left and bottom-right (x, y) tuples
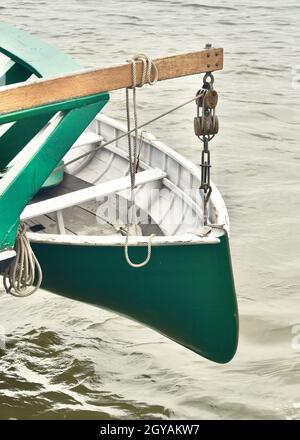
(27, 231), (221, 246)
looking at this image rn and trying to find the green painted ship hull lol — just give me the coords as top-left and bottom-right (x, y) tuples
(31, 233), (238, 363)
(1, 22), (238, 364)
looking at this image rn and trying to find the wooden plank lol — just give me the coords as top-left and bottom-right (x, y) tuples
(72, 131), (103, 149)
(21, 168), (167, 220)
(30, 173), (93, 204)
(0, 49), (223, 117)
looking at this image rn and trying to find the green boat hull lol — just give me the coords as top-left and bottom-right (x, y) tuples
(31, 233), (238, 363)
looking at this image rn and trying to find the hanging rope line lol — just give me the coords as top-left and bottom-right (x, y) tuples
(54, 92), (205, 173)
(124, 55), (158, 268)
(3, 223), (42, 297)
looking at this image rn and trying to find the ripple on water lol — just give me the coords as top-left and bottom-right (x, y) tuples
(0, 0), (300, 420)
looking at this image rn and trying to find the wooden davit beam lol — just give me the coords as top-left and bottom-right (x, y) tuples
(0, 48), (223, 116)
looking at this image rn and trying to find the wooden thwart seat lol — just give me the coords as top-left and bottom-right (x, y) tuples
(21, 168), (167, 220)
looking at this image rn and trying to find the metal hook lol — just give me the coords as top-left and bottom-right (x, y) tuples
(203, 72), (214, 88)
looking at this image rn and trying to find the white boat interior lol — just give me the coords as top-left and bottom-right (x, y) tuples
(19, 113), (229, 246)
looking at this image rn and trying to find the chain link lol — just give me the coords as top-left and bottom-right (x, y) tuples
(195, 72), (218, 226)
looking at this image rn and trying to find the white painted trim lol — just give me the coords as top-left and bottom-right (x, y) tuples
(27, 232), (220, 247)
(0, 52), (10, 68)
(0, 112), (63, 195)
(0, 121), (14, 138)
(0, 250), (16, 261)
(0, 59), (16, 76)
(71, 131), (103, 149)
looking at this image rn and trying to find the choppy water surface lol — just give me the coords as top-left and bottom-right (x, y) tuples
(0, 0), (299, 420)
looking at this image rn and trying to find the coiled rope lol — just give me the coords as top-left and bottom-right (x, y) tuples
(3, 223), (42, 297)
(124, 55), (158, 268)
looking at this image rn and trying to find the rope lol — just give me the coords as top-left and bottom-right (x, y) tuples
(3, 223), (42, 297)
(124, 55), (158, 268)
(128, 54), (158, 88)
(124, 233), (155, 268)
(54, 92), (204, 173)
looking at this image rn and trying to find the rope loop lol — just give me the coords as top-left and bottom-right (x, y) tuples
(3, 222), (42, 297)
(124, 233), (155, 268)
(124, 54), (158, 268)
(127, 54), (158, 88)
